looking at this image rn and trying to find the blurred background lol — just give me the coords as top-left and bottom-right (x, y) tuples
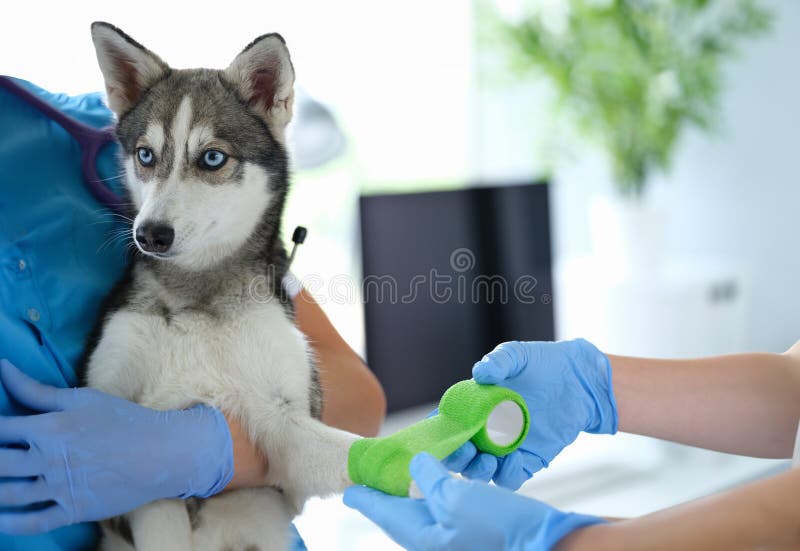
(3, 0), (799, 548)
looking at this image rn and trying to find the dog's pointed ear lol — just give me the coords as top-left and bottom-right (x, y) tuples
(225, 33), (295, 138)
(91, 22), (170, 116)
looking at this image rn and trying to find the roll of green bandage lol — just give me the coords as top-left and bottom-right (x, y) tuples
(348, 379), (531, 497)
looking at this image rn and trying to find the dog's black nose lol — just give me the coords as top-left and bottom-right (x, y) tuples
(135, 223), (175, 254)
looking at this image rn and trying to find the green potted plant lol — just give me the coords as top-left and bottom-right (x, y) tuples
(483, 0), (772, 273)
(493, 0), (773, 198)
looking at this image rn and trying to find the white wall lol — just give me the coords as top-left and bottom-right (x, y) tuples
(659, 0), (800, 352)
(0, 1), (473, 190)
(476, 0), (800, 353)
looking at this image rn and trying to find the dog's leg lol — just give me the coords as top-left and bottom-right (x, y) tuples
(192, 488), (294, 551)
(260, 416), (359, 507)
(129, 499), (191, 550)
(99, 529), (137, 551)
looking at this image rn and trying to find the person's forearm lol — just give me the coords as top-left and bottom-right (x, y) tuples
(315, 343), (386, 436)
(294, 289), (386, 437)
(557, 467), (800, 551)
(612, 350), (800, 457)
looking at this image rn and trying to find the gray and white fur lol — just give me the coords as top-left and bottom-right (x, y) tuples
(80, 22), (358, 551)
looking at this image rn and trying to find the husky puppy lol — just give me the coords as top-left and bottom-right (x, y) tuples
(80, 22), (358, 551)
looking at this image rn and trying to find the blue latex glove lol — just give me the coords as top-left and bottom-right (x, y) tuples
(421, 410), (499, 483)
(344, 452), (605, 551)
(0, 359), (233, 535)
(444, 339), (617, 490)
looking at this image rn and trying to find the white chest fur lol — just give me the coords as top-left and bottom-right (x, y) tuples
(87, 298), (313, 419)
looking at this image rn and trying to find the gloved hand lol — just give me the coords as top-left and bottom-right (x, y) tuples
(344, 452), (605, 551)
(0, 359), (233, 535)
(419, 410), (499, 484)
(443, 339), (617, 490)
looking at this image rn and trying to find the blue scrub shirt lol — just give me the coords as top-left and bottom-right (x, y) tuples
(0, 79), (306, 550)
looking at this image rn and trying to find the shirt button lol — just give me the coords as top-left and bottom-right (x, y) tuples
(18, 259), (26, 271)
(27, 308), (41, 322)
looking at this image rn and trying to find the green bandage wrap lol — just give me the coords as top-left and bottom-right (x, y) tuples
(348, 380), (531, 496)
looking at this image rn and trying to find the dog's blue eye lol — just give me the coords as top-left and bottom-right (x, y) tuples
(200, 149), (227, 170)
(137, 147), (155, 167)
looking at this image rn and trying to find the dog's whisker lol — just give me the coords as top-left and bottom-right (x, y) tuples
(97, 211), (134, 220)
(90, 219), (133, 227)
(96, 229), (134, 254)
(88, 205), (132, 214)
(93, 174), (125, 182)
(88, 203), (136, 217)
(90, 213), (135, 226)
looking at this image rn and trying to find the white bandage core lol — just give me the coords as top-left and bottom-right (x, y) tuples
(486, 400), (525, 446)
